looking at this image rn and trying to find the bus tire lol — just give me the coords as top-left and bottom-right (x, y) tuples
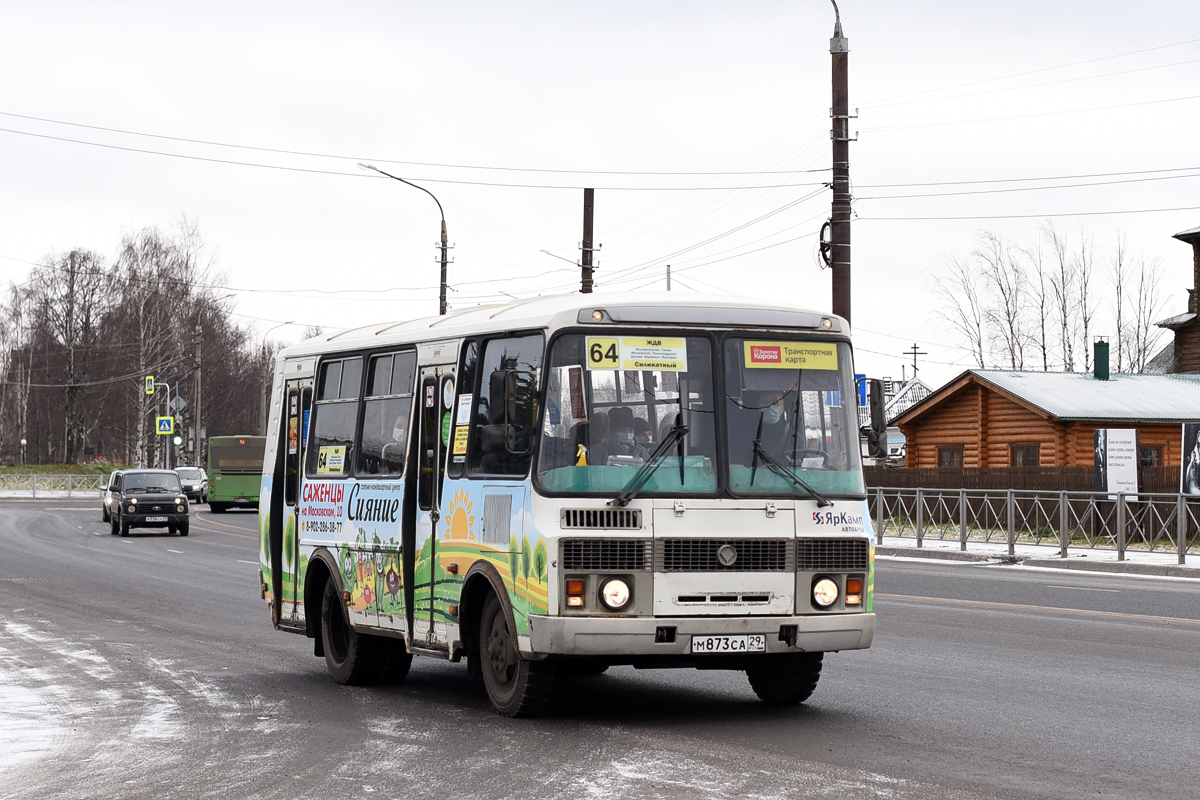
(379, 639), (413, 684)
(479, 591), (554, 717)
(746, 652), (823, 705)
(210, 502), (226, 513)
(320, 577), (383, 685)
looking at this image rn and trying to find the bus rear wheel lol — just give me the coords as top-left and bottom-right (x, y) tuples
(746, 652), (823, 705)
(478, 592), (554, 717)
(320, 577), (383, 685)
(209, 502), (227, 513)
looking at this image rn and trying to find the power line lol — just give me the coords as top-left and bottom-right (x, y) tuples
(860, 204), (1200, 221)
(857, 36), (1200, 107)
(857, 164), (1200, 189)
(857, 170), (1200, 200)
(860, 93), (1200, 133)
(862, 57), (1200, 111)
(0, 126), (828, 191)
(0, 109), (830, 177)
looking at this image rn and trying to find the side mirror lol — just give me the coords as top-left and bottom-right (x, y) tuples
(861, 378), (887, 459)
(486, 369), (537, 455)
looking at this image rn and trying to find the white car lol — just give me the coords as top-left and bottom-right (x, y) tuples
(175, 466), (208, 504)
(101, 470), (123, 522)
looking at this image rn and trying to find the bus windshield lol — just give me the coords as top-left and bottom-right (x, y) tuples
(724, 338), (864, 496)
(536, 332), (718, 495)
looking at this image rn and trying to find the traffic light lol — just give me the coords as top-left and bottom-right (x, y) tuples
(173, 435), (183, 446)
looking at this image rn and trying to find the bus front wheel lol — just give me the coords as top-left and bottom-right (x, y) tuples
(320, 577), (383, 685)
(746, 652), (823, 705)
(478, 592), (554, 717)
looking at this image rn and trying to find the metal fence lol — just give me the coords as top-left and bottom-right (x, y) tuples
(0, 474), (106, 497)
(869, 487), (1198, 565)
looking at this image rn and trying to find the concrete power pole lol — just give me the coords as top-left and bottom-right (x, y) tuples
(581, 188), (595, 293)
(829, 1), (853, 324)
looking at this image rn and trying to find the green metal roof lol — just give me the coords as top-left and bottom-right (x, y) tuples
(974, 369), (1200, 422)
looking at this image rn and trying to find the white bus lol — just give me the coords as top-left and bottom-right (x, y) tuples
(258, 293), (884, 716)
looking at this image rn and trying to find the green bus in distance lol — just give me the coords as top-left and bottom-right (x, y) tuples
(207, 435), (267, 512)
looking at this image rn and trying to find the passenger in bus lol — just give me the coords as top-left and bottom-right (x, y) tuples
(381, 412), (408, 473)
(588, 410), (611, 466)
(634, 417), (654, 446)
(607, 406), (651, 463)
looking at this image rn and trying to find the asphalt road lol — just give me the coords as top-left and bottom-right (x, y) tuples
(2, 500), (1198, 800)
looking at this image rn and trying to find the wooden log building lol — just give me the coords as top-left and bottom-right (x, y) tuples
(894, 345), (1200, 471)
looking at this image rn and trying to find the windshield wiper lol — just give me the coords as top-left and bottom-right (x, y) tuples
(609, 416), (689, 508)
(750, 414), (833, 508)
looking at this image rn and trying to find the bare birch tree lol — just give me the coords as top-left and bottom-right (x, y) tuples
(977, 232), (1027, 369)
(1109, 232), (1129, 372)
(933, 255), (987, 367)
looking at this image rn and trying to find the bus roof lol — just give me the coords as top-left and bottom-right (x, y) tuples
(279, 291), (848, 359)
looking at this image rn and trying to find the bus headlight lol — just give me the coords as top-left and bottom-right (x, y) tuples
(599, 578), (631, 610)
(812, 577), (839, 608)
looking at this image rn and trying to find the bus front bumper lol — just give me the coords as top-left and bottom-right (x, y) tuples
(528, 612), (874, 657)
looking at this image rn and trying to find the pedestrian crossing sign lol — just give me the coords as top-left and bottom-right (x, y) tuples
(145, 375), (155, 395)
(156, 416), (174, 435)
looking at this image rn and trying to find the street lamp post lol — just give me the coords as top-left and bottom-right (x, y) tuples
(359, 163), (450, 316)
(260, 321), (295, 436)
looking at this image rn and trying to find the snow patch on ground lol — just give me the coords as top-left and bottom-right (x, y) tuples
(0, 650), (64, 774)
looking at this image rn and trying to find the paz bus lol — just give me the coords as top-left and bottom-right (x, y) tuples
(207, 435), (266, 512)
(258, 293), (885, 716)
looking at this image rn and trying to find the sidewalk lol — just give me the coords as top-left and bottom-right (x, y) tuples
(876, 534), (1200, 579)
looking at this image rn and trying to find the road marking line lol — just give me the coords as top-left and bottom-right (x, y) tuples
(1046, 585), (1120, 593)
(237, 560), (258, 565)
(198, 515), (256, 532)
(167, 549), (183, 554)
(45, 507), (94, 511)
(876, 592), (1200, 628)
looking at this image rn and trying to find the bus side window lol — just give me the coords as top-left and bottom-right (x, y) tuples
(307, 356), (362, 478)
(358, 351), (416, 477)
(468, 334), (544, 477)
(447, 340), (477, 479)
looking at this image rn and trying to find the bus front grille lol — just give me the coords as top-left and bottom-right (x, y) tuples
(560, 508), (643, 530)
(796, 538), (870, 571)
(655, 539), (791, 572)
(561, 538), (651, 571)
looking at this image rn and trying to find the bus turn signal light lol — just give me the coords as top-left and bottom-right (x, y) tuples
(566, 579), (585, 607)
(845, 577), (864, 606)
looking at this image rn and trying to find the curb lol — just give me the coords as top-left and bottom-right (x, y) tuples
(877, 545), (1200, 578)
(1021, 558), (1200, 579)
(875, 546), (988, 563)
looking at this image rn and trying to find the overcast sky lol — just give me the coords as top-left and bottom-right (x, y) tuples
(3, 1), (1199, 390)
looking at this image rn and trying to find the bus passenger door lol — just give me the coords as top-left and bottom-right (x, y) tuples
(413, 364), (455, 647)
(281, 379), (312, 622)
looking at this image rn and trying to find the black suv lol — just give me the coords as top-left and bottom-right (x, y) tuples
(108, 469), (191, 536)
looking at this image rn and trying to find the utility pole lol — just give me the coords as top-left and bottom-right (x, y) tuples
(581, 188), (595, 293)
(193, 324), (202, 467)
(666, 264), (671, 291)
(829, 1), (853, 324)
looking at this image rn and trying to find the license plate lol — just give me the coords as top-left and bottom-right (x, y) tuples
(145, 516), (168, 522)
(690, 634), (767, 654)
